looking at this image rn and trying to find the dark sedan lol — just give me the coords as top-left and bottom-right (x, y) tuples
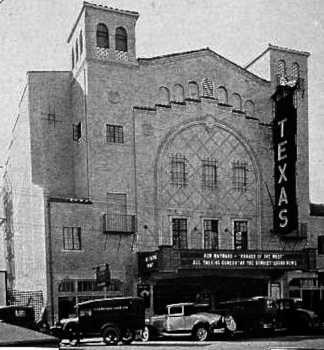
(275, 298), (321, 333)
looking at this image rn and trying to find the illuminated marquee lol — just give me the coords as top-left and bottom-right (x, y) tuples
(180, 250), (305, 270)
(273, 87), (298, 235)
(138, 248), (309, 276)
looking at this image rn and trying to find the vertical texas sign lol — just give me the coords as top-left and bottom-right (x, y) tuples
(273, 87), (298, 235)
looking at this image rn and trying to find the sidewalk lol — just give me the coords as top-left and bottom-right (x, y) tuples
(0, 321), (59, 347)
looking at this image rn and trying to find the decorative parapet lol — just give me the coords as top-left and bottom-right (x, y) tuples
(96, 47), (130, 62)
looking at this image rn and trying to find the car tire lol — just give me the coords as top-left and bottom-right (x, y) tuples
(298, 314), (313, 333)
(141, 326), (150, 342)
(65, 324), (80, 343)
(102, 326), (120, 345)
(194, 325), (209, 341)
(121, 328), (134, 344)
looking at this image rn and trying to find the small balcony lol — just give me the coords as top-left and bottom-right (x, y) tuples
(103, 213), (136, 234)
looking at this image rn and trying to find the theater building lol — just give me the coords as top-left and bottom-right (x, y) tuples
(1, 1), (323, 322)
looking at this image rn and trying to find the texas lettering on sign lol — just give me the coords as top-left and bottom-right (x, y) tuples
(273, 88), (298, 235)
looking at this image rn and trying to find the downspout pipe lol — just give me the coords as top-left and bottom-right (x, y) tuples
(46, 198), (54, 325)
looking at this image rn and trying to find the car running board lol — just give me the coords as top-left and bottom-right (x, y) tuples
(160, 332), (192, 337)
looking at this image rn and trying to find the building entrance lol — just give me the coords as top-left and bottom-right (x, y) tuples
(153, 276), (268, 314)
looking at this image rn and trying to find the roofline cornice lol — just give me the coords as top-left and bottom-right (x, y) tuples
(139, 48), (270, 84)
(67, 1), (139, 43)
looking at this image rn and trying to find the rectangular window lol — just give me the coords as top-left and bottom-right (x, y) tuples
(318, 236), (324, 255)
(234, 220), (248, 251)
(63, 227), (81, 250)
(170, 154), (187, 187)
(73, 122), (81, 141)
(202, 159), (217, 189)
(172, 218), (188, 249)
(106, 124), (124, 143)
(203, 219), (218, 249)
(232, 161), (247, 192)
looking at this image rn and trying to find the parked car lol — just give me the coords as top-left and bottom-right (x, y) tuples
(215, 296), (278, 335)
(143, 302), (237, 342)
(0, 305), (37, 330)
(275, 298), (321, 333)
(50, 297), (145, 345)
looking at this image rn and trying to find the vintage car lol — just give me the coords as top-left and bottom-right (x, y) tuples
(0, 305), (37, 330)
(143, 302), (237, 341)
(275, 298), (321, 333)
(50, 297), (145, 345)
(215, 296), (278, 334)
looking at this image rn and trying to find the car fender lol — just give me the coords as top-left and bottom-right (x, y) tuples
(100, 322), (121, 332)
(192, 319), (210, 330)
(62, 320), (79, 332)
(296, 308), (317, 318)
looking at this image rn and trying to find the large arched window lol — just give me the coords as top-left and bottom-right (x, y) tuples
(96, 23), (109, 48)
(292, 62), (300, 80)
(159, 86), (170, 105)
(173, 84), (184, 103)
(202, 78), (214, 97)
(244, 100), (255, 117)
(115, 27), (127, 52)
(277, 59), (286, 78)
(188, 81), (199, 99)
(232, 93), (242, 111)
(217, 86), (228, 104)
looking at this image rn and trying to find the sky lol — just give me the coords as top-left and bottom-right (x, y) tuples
(0, 0), (323, 202)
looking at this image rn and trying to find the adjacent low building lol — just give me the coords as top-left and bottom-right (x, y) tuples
(1, 1), (324, 322)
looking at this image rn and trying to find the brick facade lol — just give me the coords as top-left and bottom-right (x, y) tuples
(2, 2), (323, 322)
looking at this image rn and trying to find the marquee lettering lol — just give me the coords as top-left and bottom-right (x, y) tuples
(278, 118), (287, 138)
(277, 140), (287, 161)
(273, 88), (298, 235)
(278, 163), (287, 183)
(278, 187), (288, 206)
(279, 209), (288, 227)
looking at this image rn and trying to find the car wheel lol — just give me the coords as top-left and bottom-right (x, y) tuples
(102, 326), (120, 345)
(121, 328), (134, 344)
(224, 315), (237, 336)
(66, 324), (80, 343)
(194, 325), (209, 341)
(141, 326), (150, 342)
(299, 314), (313, 333)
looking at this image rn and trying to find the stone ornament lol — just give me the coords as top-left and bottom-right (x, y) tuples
(108, 90), (121, 104)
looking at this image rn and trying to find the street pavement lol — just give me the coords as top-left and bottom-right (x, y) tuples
(59, 334), (324, 350)
(0, 321), (59, 347)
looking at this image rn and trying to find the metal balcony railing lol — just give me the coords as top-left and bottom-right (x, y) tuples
(103, 213), (136, 234)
